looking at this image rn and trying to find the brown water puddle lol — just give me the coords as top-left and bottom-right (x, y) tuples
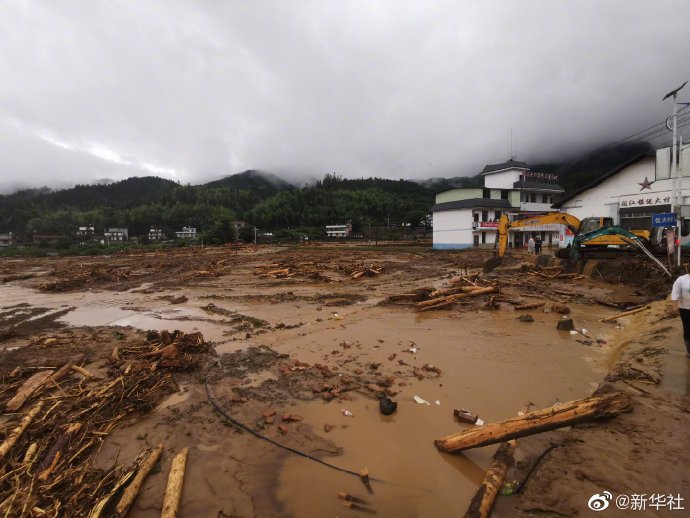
(255, 307), (618, 517)
(1, 268), (639, 517)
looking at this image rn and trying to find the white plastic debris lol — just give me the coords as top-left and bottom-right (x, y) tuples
(4, 347), (19, 352)
(569, 330), (578, 335)
(413, 395), (430, 405)
(407, 346), (418, 354)
(581, 328), (588, 335)
(341, 409), (354, 417)
(475, 418), (485, 426)
(435, 400), (441, 406)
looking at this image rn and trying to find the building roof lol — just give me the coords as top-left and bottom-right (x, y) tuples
(430, 198), (512, 212)
(512, 180), (565, 192)
(551, 154), (651, 208)
(481, 159), (530, 175)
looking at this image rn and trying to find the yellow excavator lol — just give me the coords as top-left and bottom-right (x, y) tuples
(495, 213), (651, 258)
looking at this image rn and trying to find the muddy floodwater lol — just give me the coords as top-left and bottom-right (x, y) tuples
(1, 245), (672, 517)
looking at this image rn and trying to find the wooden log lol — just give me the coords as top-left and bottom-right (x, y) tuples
(430, 286), (482, 298)
(600, 305), (650, 322)
(513, 301), (545, 311)
(161, 447), (189, 518)
(417, 287), (497, 311)
(22, 442), (38, 466)
(115, 443), (164, 517)
(464, 441), (516, 518)
(435, 392), (632, 453)
(463, 406), (528, 518)
(70, 365), (93, 379)
(37, 422), (83, 481)
(6, 370), (53, 412)
(0, 401), (44, 462)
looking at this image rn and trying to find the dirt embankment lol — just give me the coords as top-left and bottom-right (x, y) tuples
(498, 300), (690, 517)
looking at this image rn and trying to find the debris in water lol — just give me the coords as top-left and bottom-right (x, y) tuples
(324, 424), (336, 432)
(435, 400), (441, 406)
(379, 397), (397, 415)
(342, 409), (354, 417)
(517, 314), (534, 322)
(454, 408), (479, 424)
(413, 395), (430, 405)
(359, 467), (374, 494)
(557, 318), (575, 331)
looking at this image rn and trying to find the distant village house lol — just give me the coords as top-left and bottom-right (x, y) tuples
(326, 223), (352, 238)
(0, 232), (15, 247)
(176, 227), (197, 240)
(75, 225), (95, 244)
(104, 227), (128, 245)
(148, 227), (164, 241)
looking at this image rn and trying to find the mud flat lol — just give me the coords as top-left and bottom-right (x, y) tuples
(0, 244), (683, 516)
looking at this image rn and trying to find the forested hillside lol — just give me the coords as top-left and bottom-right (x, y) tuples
(0, 142), (658, 245)
(0, 171), (434, 242)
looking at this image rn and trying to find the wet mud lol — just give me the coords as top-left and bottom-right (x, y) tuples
(0, 245), (686, 517)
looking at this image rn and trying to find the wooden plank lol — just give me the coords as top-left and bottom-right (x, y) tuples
(435, 393), (632, 453)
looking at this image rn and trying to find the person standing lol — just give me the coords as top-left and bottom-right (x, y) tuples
(534, 235), (542, 255)
(528, 235), (535, 254)
(671, 266), (690, 357)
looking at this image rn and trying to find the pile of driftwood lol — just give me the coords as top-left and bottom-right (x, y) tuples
(253, 260), (323, 280)
(40, 266), (132, 292)
(0, 331), (208, 516)
(415, 275), (498, 311)
(348, 264), (383, 279)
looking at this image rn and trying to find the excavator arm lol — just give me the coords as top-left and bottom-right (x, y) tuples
(496, 213), (581, 257)
(571, 226), (670, 276)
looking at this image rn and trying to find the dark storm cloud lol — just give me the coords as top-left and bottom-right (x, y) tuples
(0, 0), (688, 192)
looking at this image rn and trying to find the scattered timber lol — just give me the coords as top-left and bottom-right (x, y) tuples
(416, 286), (497, 311)
(513, 301), (545, 311)
(435, 392), (633, 453)
(600, 305), (650, 322)
(6, 370), (53, 412)
(0, 401), (44, 462)
(162, 447), (189, 518)
(115, 443), (164, 517)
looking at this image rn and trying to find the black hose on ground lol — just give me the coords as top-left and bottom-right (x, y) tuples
(204, 361), (384, 483)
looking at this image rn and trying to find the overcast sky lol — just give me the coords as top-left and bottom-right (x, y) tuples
(1, 0), (688, 192)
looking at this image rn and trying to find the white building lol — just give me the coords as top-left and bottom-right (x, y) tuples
(326, 223), (352, 238)
(104, 227), (128, 245)
(176, 227), (197, 240)
(0, 232), (14, 247)
(431, 160), (564, 249)
(553, 146), (690, 245)
(148, 227), (164, 241)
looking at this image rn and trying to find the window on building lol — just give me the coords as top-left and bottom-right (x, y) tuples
(481, 210), (488, 221)
(530, 193), (536, 203)
(473, 212), (479, 222)
(483, 188), (490, 198)
(481, 232), (486, 244)
(541, 193), (548, 203)
(495, 211), (501, 220)
(501, 190), (509, 200)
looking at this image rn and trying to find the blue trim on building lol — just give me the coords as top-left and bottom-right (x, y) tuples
(432, 243), (473, 250)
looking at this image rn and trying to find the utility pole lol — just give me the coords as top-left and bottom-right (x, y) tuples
(664, 81), (687, 266)
(254, 227), (257, 246)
